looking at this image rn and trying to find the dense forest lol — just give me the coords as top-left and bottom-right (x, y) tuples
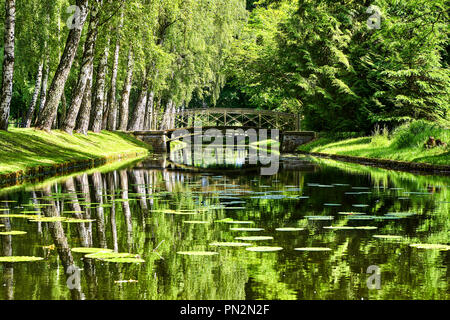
(0, 0), (448, 134)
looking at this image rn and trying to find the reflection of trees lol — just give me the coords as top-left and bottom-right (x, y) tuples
(91, 172), (107, 248)
(0, 210), (14, 300)
(38, 186), (83, 300)
(2, 156), (448, 300)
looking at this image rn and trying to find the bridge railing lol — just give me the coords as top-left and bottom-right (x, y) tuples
(154, 108), (301, 131)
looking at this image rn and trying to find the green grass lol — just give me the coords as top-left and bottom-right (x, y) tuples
(0, 128), (151, 175)
(298, 121), (449, 165)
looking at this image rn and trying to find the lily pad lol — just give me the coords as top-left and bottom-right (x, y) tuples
(338, 212), (366, 215)
(215, 218), (254, 224)
(0, 214), (40, 219)
(64, 218), (96, 223)
(275, 228), (304, 232)
(324, 203), (342, 207)
(235, 236), (273, 241)
(29, 217), (67, 222)
(324, 226), (357, 230)
(294, 247), (331, 252)
(177, 251), (219, 256)
(103, 258), (145, 263)
(183, 221), (209, 224)
(0, 256), (44, 263)
(409, 244), (450, 251)
(373, 235), (403, 240)
(230, 228), (264, 232)
(209, 242), (252, 247)
(72, 248), (113, 254)
(352, 204), (370, 208)
(0, 231), (27, 236)
(85, 252), (137, 259)
(246, 246), (283, 252)
(305, 216), (334, 221)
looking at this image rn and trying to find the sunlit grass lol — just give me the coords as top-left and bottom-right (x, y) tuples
(299, 121), (449, 165)
(0, 128), (151, 175)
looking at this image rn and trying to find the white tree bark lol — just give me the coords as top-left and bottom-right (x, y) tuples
(118, 49), (134, 131)
(0, 0), (16, 130)
(24, 61), (43, 128)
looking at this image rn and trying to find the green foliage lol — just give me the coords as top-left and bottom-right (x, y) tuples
(299, 120), (449, 165)
(223, 0), (450, 131)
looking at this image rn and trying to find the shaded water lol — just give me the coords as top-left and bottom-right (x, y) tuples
(0, 155), (448, 300)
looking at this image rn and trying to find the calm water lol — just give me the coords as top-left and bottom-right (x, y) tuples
(0, 155), (448, 300)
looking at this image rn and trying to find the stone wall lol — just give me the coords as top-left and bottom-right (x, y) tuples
(281, 131), (316, 153)
(133, 131), (168, 153)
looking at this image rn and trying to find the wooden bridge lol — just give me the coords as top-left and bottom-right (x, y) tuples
(130, 108), (315, 154)
(164, 108), (302, 131)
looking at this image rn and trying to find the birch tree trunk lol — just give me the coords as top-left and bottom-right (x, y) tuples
(35, 58), (49, 125)
(106, 13), (123, 131)
(127, 68), (149, 131)
(62, 1), (101, 134)
(36, 0), (89, 131)
(75, 66), (93, 135)
(144, 91), (154, 130)
(23, 61), (43, 128)
(118, 49), (133, 131)
(90, 38), (110, 133)
(160, 99), (174, 130)
(0, 0), (16, 131)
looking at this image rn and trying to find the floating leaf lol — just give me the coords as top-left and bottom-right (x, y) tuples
(324, 203), (342, 207)
(324, 226), (357, 230)
(183, 221), (209, 224)
(72, 248), (113, 254)
(409, 244), (450, 251)
(29, 217), (67, 222)
(294, 247), (331, 252)
(352, 204), (369, 208)
(85, 252), (137, 259)
(235, 236), (273, 241)
(0, 214), (40, 219)
(338, 212), (366, 215)
(64, 218), (96, 223)
(177, 251), (219, 256)
(0, 256), (44, 263)
(275, 228), (304, 232)
(103, 258), (145, 263)
(246, 246), (283, 252)
(209, 242), (252, 247)
(230, 228), (264, 232)
(0, 231), (27, 236)
(373, 235), (403, 240)
(305, 216), (334, 220)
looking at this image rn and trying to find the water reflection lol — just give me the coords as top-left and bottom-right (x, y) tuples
(0, 156), (448, 300)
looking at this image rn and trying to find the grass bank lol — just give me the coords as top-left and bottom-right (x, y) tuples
(0, 129), (151, 184)
(298, 121), (449, 166)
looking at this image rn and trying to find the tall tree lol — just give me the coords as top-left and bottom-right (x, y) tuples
(90, 37), (110, 133)
(0, 0), (16, 130)
(62, 0), (102, 134)
(118, 48), (134, 131)
(36, 0), (90, 131)
(23, 61), (43, 128)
